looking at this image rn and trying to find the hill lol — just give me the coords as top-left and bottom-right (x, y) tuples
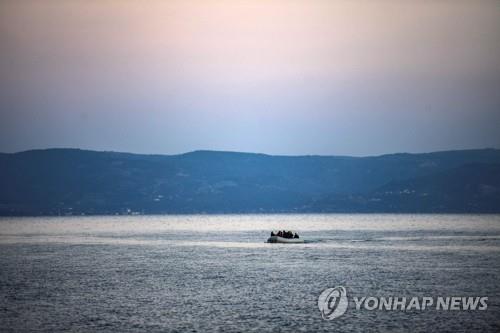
(0, 148), (499, 215)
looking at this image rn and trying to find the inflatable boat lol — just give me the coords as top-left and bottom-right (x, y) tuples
(267, 236), (304, 244)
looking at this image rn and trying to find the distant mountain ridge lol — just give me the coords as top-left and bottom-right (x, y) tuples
(1, 148), (499, 215)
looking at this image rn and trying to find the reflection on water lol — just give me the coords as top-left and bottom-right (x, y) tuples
(2, 214), (500, 234)
(1, 214), (500, 332)
(1, 214), (500, 252)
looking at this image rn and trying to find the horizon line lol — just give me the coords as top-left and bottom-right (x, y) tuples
(2, 146), (499, 159)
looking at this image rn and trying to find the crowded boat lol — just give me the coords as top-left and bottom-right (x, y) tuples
(267, 230), (304, 243)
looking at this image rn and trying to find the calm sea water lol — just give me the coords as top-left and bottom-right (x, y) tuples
(1, 214), (500, 332)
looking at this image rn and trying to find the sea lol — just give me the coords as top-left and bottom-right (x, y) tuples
(1, 214), (499, 332)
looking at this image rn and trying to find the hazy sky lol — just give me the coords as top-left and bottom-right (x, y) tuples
(1, 0), (499, 156)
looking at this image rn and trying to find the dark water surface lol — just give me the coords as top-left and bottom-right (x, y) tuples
(1, 214), (500, 332)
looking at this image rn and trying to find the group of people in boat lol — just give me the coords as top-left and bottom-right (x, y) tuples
(271, 230), (300, 239)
